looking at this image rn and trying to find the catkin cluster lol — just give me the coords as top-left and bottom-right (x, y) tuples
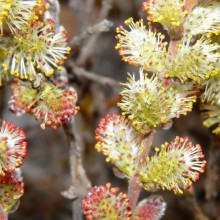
(81, 0), (220, 219)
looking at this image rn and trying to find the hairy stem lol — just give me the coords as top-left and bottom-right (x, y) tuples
(184, 0), (198, 11)
(128, 132), (154, 214)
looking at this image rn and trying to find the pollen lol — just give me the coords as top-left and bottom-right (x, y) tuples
(142, 0), (186, 31)
(0, 19), (70, 82)
(140, 137), (206, 194)
(0, 0), (40, 35)
(165, 38), (220, 83)
(118, 70), (197, 134)
(115, 18), (167, 73)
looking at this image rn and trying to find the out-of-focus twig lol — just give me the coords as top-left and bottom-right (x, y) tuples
(70, 19), (113, 47)
(99, 0), (114, 20)
(69, 0), (85, 32)
(205, 135), (219, 200)
(205, 135), (220, 219)
(0, 86), (6, 118)
(76, 0), (113, 66)
(48, 2), (91, 220)
(84, 0), (95, 27)
(185, 189), (209, 220)
(66, 60), (120, 87)
(63, 122), (91, 220)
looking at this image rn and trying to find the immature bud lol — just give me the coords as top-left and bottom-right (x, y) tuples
(135, 195), (166, 220)
(0, 171), (24, 212)
(82, 183), (132, 220)
(0, 204), (7, 220)
(9, 79), (37, 116)
(9, 80), (79, 129)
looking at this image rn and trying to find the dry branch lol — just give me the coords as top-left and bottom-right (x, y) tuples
(66, 60), (120, 87)
(70, 19), (113, 47)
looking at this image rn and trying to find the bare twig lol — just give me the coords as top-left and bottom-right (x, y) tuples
(69, 0), (85, 32)
(0, 86), (6, 118)
(205, 135), (220, 219)
(63, 122), (91, 193)
(62, 2), (115, 218)
(84, 0), (96, 27)
(63, 121), (91, 220)
(205, 135), (220, 200)
(185, 189), (209, 220)
(70, 19), (113, 47)
(66, 60), (120, 87)
(44, 2), (92, 220)
(99, 0), (114, 20)
(76, 0), (113, 66)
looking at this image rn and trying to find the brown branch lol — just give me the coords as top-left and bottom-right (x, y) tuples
(37, 2), (91, 220)
(66, 60), (120, 87)
(99, 0), (114, 20)
(84, 0), (95, 27)
(76, 0), (113, 66)
(205, 135), (220, 219)
(0, 86), (6, 118)
(70, 19), (113, 47)
(69, 0), (85, 32)
(205, 135), (220, 200)
(63, 121), (91, 190)
(63, 121), (91, 220)
(128, 132), (155, 215)
(185, 189), (209, 220)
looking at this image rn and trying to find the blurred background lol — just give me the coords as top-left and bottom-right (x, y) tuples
(0, 0), (219, 219)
